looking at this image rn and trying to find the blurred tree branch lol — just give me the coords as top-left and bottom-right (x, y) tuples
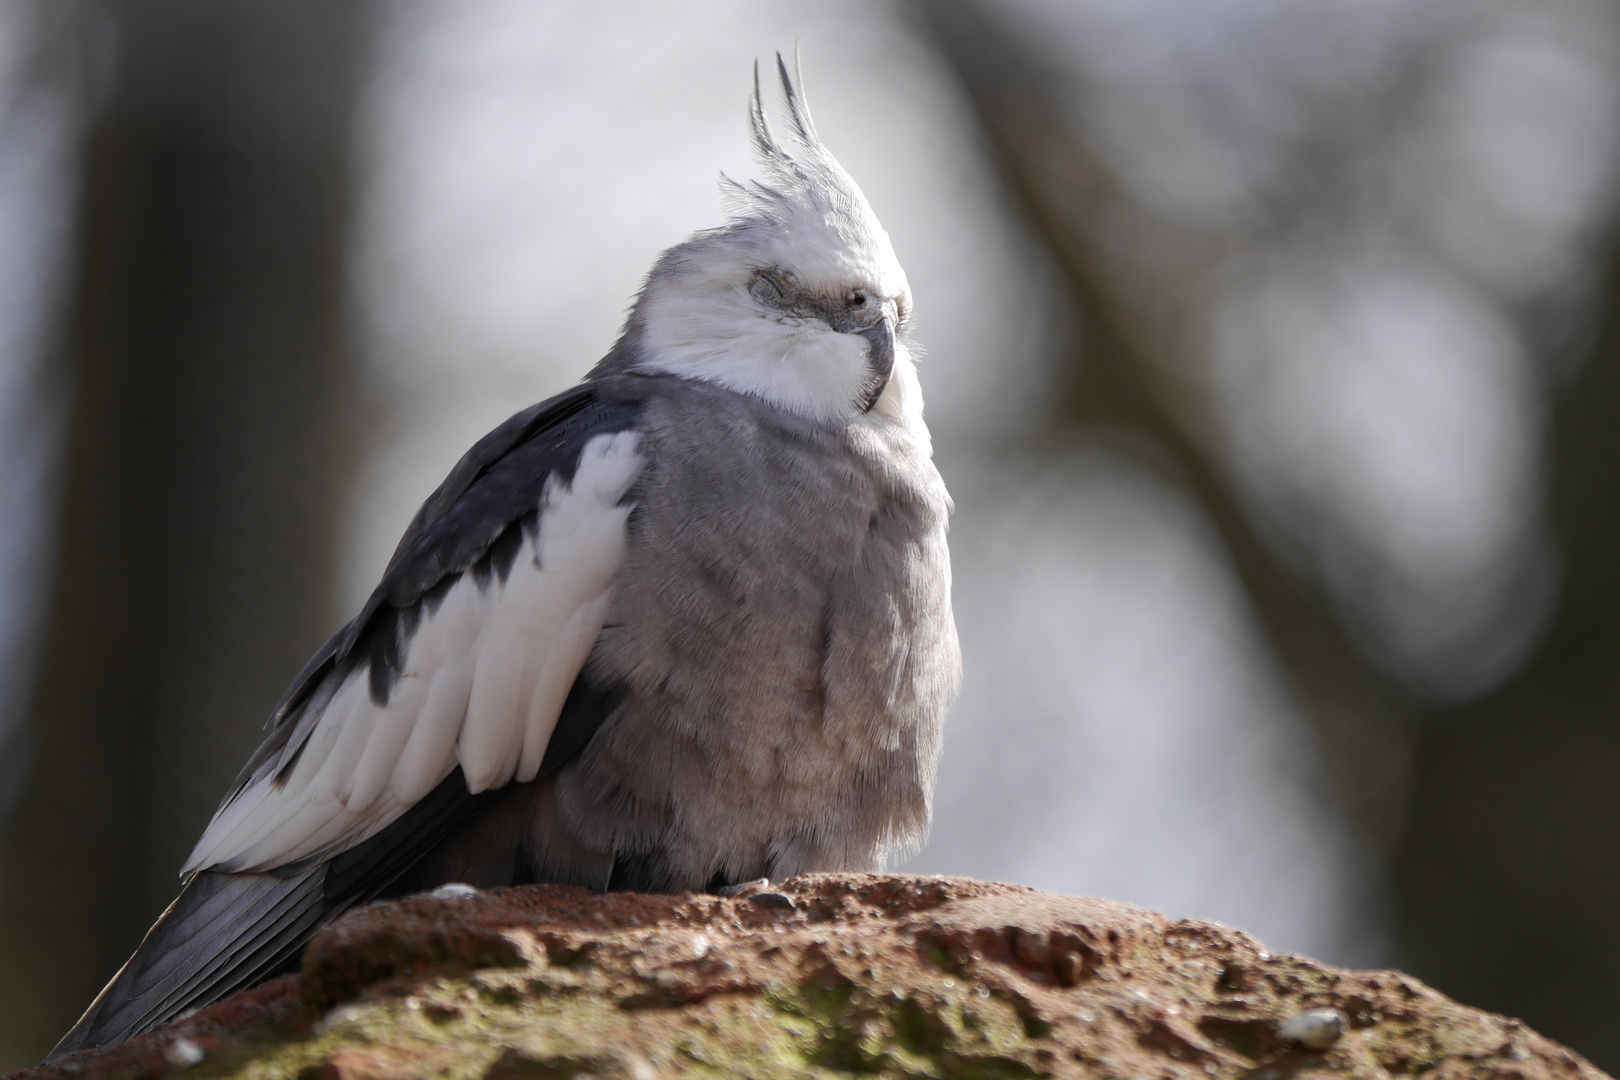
(1396, 236), (1620, 1059)
(912, 0), (1417, 863)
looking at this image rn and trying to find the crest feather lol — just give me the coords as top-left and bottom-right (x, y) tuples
(776, 50), (819, 145)
(722, 50), (876, 235)
(746, 51), (819, 163)
(748, 60), (780, 162)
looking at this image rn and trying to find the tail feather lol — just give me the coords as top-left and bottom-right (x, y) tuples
(136, 871), (329, 1029)
(47, 767), (493, 1062)
(49, 868), (326, 1060)
(128, 873), (299, 998)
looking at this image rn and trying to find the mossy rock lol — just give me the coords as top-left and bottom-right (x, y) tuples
(17, 875), (1607, 1080)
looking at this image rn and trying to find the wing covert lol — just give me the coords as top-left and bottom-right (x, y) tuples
(182, 382), (647, 875)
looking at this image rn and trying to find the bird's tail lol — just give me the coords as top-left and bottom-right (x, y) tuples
(47, 866), (328, 1061)
(47, 767), (494, 1062)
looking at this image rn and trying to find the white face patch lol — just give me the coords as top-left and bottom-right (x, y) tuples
(628, 220), (925, 434)
(635, 283), (877, 425)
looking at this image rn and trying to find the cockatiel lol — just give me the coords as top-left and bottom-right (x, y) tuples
(51, 55), (958, 1059)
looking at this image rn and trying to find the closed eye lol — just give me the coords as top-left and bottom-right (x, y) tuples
(750, 268), (794, 306)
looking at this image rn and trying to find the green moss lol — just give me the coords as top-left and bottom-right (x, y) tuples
(482, 1049), (614, 1079)
(477, 985), (523, 1007)
(545, 944), (594, 970)
(892, 997), (950, 1056)
(1018, 1013), (1051, 1040)
(173, 938), (1056, 1080)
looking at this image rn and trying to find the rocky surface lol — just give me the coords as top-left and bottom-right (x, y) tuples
(13, 874), (1607, 1080)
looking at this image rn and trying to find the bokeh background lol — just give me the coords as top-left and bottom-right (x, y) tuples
(2, 0), (1620, 1067)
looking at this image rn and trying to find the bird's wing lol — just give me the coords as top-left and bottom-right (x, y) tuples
(181, 380), (646, 876)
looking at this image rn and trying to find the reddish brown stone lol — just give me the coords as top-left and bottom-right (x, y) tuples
(10, 874), (1608, 1080)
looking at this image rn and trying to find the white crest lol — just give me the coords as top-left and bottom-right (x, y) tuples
(718, 54), (909, 303)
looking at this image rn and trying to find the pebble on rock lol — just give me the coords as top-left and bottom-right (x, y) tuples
(430, 882), (480, 899)
(1277, 1007), (1347, 1050)
(163, 1038), (205, 1068)
(1014, 929), (1051, 966)
(749, 892), (798, 910)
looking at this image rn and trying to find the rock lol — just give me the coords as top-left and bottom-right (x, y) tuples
(10, 874), (1607, 1080)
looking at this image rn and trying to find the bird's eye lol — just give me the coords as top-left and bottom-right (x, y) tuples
(750, 269), (793, 306)
(846, 290), (869, 310)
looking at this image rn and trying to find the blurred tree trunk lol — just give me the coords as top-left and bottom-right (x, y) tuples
(1395, 252), (1620, 1063)
(0, 1), (371, 1067)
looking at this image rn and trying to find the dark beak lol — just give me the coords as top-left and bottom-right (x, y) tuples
(860, 315), (895, 412)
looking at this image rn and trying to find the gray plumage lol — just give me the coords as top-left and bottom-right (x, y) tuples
(51, 55), (957, 1061)
(401, 376), (955, 893)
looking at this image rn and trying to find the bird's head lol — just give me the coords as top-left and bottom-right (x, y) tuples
(609, 55), (922, 432)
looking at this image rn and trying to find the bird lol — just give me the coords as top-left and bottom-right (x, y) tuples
(50, 54), (959, 1060)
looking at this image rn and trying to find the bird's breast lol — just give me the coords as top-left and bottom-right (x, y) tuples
(553, 378), (958, 881)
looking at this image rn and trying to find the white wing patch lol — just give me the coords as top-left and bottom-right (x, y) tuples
(182, 431), (645, 875)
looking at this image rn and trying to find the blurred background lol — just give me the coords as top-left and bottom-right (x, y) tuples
(2, 0), (1620, 1067)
